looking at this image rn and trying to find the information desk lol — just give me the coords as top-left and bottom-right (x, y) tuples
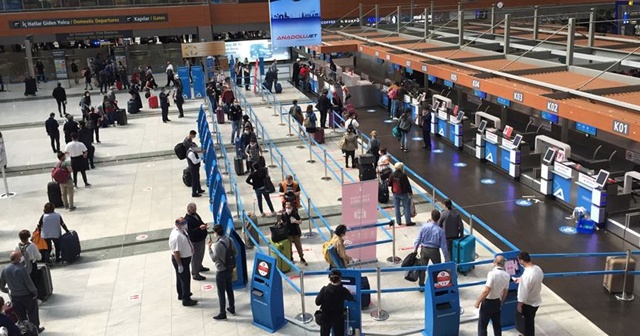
(476, 129), (522, 179)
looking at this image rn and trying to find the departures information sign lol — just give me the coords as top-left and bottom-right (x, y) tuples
(10, 14), (168, 29)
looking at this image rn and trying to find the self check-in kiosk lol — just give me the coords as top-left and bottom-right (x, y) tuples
(228, 228), (248, 289)
(424, 262), (460, 336)
(496, 251), (523, 330)
(339, 269), (362, 336)
(251, 253), (287, 333)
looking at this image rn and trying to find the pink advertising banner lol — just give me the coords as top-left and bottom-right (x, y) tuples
(341, 180), (378, 262)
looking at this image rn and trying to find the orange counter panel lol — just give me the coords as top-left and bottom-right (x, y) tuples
(605, 91), (640, 106)
(468, 59), (538, 72)
(425, 49), (485, 60)
(394, 42), (445, 50)
(523, 71), (629, 91)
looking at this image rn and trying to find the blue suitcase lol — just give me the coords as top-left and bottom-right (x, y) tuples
(452, 235), (475, 275)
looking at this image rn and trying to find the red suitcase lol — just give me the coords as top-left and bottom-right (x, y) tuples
(313, 127), (325, 144)
(216, 107), (225, 124)
(148, 95), (159, 109)
(116, 80), (123, 90)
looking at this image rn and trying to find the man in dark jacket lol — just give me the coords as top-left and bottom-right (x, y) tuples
(52, 83), (67, 117)
(45, 113), (60, 153)
(316, 89), (332, 129)
(438, 199), (464, 253)
(78, 121), (95, 169)
(421, 106), (432, 150)
(387, 162), (413, 226)
(160, 87), (170, 123)
(292, 58), (300, 87)
(185, 203), (209, 281)
(62, 114), (79, 144)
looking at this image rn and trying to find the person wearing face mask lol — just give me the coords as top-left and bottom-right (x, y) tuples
(228, 100), (243, 143)
(322, 225), (352, 269)
(279, 175), (301, 209)
(282, 202), (307, 265)
(168, 217), (197, 307)
(245, 137), (262, 174)
(79, 91), (91, 120)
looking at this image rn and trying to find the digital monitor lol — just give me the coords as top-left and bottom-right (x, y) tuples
(455, 111), (465, 123)
(478, 120), (488, 133)
(504, 258), (521, 277)
(503, 125), (514, 139)
(595, 169), (610, 188)
(542, 148), (556, 165)
(512, 134), (523, 148)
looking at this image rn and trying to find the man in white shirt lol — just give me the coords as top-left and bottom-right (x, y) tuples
(165, 61), (175, 87)
(474, 255), (510, 336)
(344, 113), (359, 131)
(187, 147), (205, 197)
(169, 217), (197, 306)
(515, 251), (544, 336)
(64, 133), (91, 188)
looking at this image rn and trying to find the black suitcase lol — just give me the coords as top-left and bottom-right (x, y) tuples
(361, 276), (371, 309)
(359, 165), (376, 181)
(182, 168), (192, 187)
(59, 230), (81, 263)
(358, 154), (376, 166)
(116, 108), (127, 125)
(47, 182), (64, 208)
(34, 264), (53, 301)
(234, 157), (245, 175)
(378, 179), (389, 203)
(24, 78), (37, 96)
(275, 82), (283, 93)
(127, 100), (139, 114)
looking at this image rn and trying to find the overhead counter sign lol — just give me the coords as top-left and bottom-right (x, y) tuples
(11, 14), (168, 29)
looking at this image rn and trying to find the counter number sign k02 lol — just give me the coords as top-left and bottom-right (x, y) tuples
(268, 0), (322, 48)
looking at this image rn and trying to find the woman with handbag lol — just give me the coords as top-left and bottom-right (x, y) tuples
(245, 162), (275, 217)
(315, 269), (355, 336)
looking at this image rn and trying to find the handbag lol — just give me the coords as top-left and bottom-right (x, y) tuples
(32, 228), (48, 251)
(270, 223), (289, 242)
(392, 125), (401, 139)
(314, 310), (324, 326)
(264, 176), (276, 194)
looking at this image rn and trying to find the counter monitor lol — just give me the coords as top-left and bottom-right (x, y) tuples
(595, 169), (610, 188)
(455, 111), (465, 123)
(478, 120), (487, 133)
(512, 134), (523, 148)
(542, 148), (556, 165)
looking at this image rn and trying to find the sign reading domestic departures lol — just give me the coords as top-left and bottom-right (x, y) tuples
(10, 15), (168, 29)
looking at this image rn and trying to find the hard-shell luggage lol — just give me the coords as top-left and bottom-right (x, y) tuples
(216, 107), (225, 124)
(148, 95), (159, 109)
(116, 108), (127, 125)
(361, 276), (371, 309)
(313, 127), (325, 144)
(270, 239), (292, 273)
(275, 82), (283, 93)
(378, 179), (389, 203)
(116, 80), (123, 90)
(358, 155), (376, 181)
(234, 157), (245, 175)
(47, 182), (64, 208)
(34, 264), (53, 301)
(182, 168), (192, 187)
(24, 78), (37, 96)
(127, 99), (139, 114)
(235, 139), (245, 159)
(244, 214), (259, 249)
(604, 256), (636, 293)
(357, 154), (376, 166)
(452, 235), (476, 274)
(59, 230), (81, 263)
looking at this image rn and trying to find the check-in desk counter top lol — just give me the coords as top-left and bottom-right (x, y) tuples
(475, 129), (521, 178)
(342, 72), (361, 87)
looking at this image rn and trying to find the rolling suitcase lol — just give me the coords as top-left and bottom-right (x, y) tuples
(452, 235), (476, 274)
(34, 264), (53, 301)
(358, 154), (376, 181)
(361, 276), (371, 309)
(47, 182), (64, 208)
(235, 139), (246, 159)
(182, 168), (192, 187)
(378, 179), (389, 203)
(313, 127), (325, 144)
(116, 80), (123, 90)
(116, 108), (127, 125)
(234, 157), (245, 175)
(59, 230), (81, 263)
(270, 239), (292, 273)
(216, 107), (225, 124)
(604, 256), (636, 293)
(148, 95), (159, 109)
(127, 99), (139, 114)
(275, 82), (283, 93)
(24, 78), (37, 96)
(244, 214), (259, 249)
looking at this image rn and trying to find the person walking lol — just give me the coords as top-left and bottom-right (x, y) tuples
(0, 251), (45, 333)
(282, 202), (307, 265)
(228, 100), (243, 143)
(398, 109), (412, 152)
(474, 255), (510, 336)
(515, 251), (544, 336)
(245, 162), (275, 217)
(415, 209), (449, 290)
(316, 89), (332, 129)
(35, 60), (45, 83)
(169, 217), (198, 307)
(71, 60), (79, 84)
(78, 121), (95, 170)
(15, 230), (42, 285)
(438, 199), (464, 254)
(37, 202), (70, 264)
(79, 91), (92, 120)
(208, 224), (238, 320)
(160, 87), (171, 123)
(45, 113), (60, 154)
(185, 203), (209, 281)
(315, 270), (355, 336)
(340, 124), (358, 168)
(83, 66), (93, 90)
(387, 162), (413, 226)
(62, 114), (79, 144)
(53, 152), (75, 210)
(88, 107), (102, 143)
(64, 133), (91, 188)
(165, 61), (175, 87)
(52, 83), (67, 117)
(243, 58), (251, 91)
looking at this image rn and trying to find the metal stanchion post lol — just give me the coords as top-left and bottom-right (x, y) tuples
(297, 131), (305, 149)
(469, 216), (474, 235)
(234, 183), (241, 218)
(303, 197), (318, 239)
(360, 135), (365, 155)
(272, 104), (278, 117)
(287, 113), (294, 137)
(386, 223), (401, 264)
(281, 155), (285, 182)
(221, 156), (229, 175)
(330, 112), (337, 134)
(262, 132), (269, 153)
(321, 150), (332, 181)
(370, 267), (390, 321)
(337, 169), (345, 202)
(268, 142), (277, 168)
(278, 105), (285, 126)
(307, 137), (316, 164)
(226, 173), (234, 195)
(615, 249), (635, 302)
(294, 272), (314, 323)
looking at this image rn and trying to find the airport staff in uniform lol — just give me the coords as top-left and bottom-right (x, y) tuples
(474, 255), (510, 336)
(187, 147), (205, 197)
(414, 210), (449, 290)
(515, 251), (544, 336)
(169, 217), (197, 307)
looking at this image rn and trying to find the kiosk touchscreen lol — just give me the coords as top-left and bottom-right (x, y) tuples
(542, 148), (557, 165)
(511, 134), (522, 148)
(595, 169), (610, 188)
(454, 111), (465, 124)
(477, 120), (487, 133)
(250, 253), (287, 333)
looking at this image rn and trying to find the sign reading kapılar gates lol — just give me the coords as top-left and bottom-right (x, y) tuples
(10, 14), (168, 29)
(268, 0), (322, 48)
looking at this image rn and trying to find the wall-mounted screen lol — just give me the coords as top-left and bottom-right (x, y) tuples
(225, 39), (291, 63)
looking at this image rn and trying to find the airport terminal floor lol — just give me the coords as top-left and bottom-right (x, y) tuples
(0, 70), (636, 335)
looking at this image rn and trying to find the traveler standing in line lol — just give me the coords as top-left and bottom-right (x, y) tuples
(243, 58), (251, 91)
(45, 113), (60, 154)
(160, 87), (171, 123)
(53, 152), (75, 210)
(398, 109), (412, 152)
(78, 121), (96, 170)
(165, 61), (175, 87)
(387, 82), (398, 119)
(221, 85), (235, 111)
(0, 251), (45, 333)
(387, 162), (413, 226)
(62, 114), (78, 144)
(208, 224), (238, 320)
(245, 162), (275, 217)
(169, 217), (197, 306)
(64, 133), (91, 188)
(421, 106), (432, 150)
(282, 202), (307, 265)
(316, 89), (332, 129)
(187, 147), (205, 197)
(244, 137), (262, 174)
(474, 255), (510, 336)
(234, 58), (243, 86)
(415, 210), (449, 290)
(228, 99), (243, 143)
(438, 199), (464, 254)
(340, 125), (358, 168)
(185, 203), (209, 281)
(183, 130), (198, 152)
(376, 148), (393, 181)
(173, 76), (185, 118)
(395, 82), (407, 117)
(15, 230), (42, 284)
(315, 270), (355, 336)
(279, 175), (301, 210)
(269, 59), (279, 82)
(83, 66), (93, 90)
(37, 202), (70, 264)
(324, 225), (352, 269)
(368, 130), (381, 165)
(292, 58), (301, 88)
(52, 83), (67, 117)
(515, 251), (544, 336)
(304, 104), (318, 135)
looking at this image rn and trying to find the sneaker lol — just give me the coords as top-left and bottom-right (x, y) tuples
(192, 194), (202, 197)
(226, 307), (236, 315)
(200, 267), (210, 272)
(213, 314), (227, 320)
(37, 327), (45, 333)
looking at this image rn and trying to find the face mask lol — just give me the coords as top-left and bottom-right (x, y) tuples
(181, 224), (188, 231)
(244, 131), (249, 134)
(285, 208), (293, 214)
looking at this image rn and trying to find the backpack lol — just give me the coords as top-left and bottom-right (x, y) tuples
(174, 143), (187, 160)
(221, 239), (236, 270)
(390, 176), (403, 194)
(51, 162), (70, 184)
(16, 320), (38, 336)
(18, 242), (32, 272)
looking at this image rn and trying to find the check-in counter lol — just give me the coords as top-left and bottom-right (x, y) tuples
(477, 128), (522, 179)
(342, 72), (361, 86)
(380, 85), (389, 108)
(310, 73), (319, 94)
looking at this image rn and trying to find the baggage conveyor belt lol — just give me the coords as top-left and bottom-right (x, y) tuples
(354, 107), (640, 336)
